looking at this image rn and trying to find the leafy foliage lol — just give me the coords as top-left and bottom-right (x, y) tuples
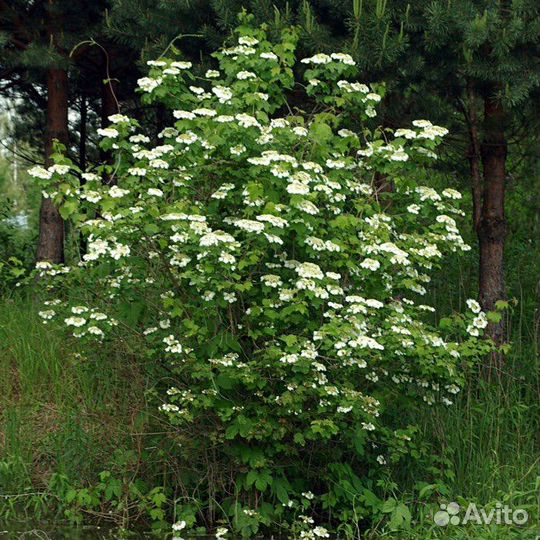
(29, 12), (495, 538)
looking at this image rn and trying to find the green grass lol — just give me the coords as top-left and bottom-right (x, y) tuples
(1, 293), (538, 537)
(0, 293), (150, 488)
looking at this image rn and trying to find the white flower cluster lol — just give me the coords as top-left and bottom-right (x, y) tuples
(35, 24), (486, 536)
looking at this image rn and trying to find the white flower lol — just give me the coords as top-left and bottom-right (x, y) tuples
(360, 258), (380, 271)
(287, 182), (310, 195)
(292, 126), (308, 136)
(260, 52), (278, 60)
(48, 164), (70, 175)
(394, 128), (417, 139)
(330, 52), (355, 65)
(233, 219), (265, 234)
(219, 252), (236, 265)
(65, 316), (86, 327)
(236, 70), (257, 80)
(87, 326), (104, 337)
(376, 455), (387, 465)
(29, 166), (53, 180)
(351, 336), (384, 350)
(193, 108), (217, 117)
(230, 145), (246, 156)
(128, 167), (147, 176)
(173, 110), (196, 120)
(172, 521), (187, 532)
(296, 262), (324, 280)
(137, 77), (162, 92)
(82, 190), (102, 203)
(108, 186), (130, 198)
(366, 92), (382, 102)
(366, 106), (377, 117)
(326, 159), (345, 169)
(313, 526), (330, 538)
(442, 188), (462, 199)
(295, 200), (319, 215)
(84, 238), (109, 261)
(337, 406), (353, 413)
(215, 115), (235, 123)
(205, 69), (220, 78)
(171, 61), (192, 69)
(109, 243), (130, 260)
(176, 132), (198, 145)
(264, 233), (283, 245)
(261, 274), (282, 288)
(199, 231), (235, 246)
(161, 213), (187, 221)
(235, 113), (260, 128)
(212, 85), (233, 103)
(338, 80), (369, 93)
(301, 53), (331, 65)
(412, 119), (432, 128)
(390, 148), (409, 162)
(149, 158), (169, 169)
(238, 35), (259, 46)
(211, 183), (235, 199)
(108, 114), (130, 124)
(466, 299), (481, 313)
(97, 127), (119, 139)
(129, 134), (150, 144)
(215, 527), (228, 539)
(148, 188), (164, 197)
(256, 214), (288, 228)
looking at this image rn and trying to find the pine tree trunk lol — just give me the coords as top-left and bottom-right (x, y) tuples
(79, 93), (87, 171)
(466, 80), (482, 230)
(477, 92), (507, 376)
(101, 77), (119, 125)
(100, 51), (119, 184)
(36, 0), (68, 263)
(36, 65), (68, 263)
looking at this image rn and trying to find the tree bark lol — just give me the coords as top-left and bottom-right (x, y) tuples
(101, 69), (119, 127)
(477, 90), (508, 376)
(36, 0), (68, 263)
(79, 93), (87, 172)
(36, 64), (68, 263)
(100, 50), (119, 184)
(466, 80), (482, 230)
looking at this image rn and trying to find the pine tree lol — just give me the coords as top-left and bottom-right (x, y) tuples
(0, 0), (147, 260)
(282, 0), (540, 373)
(413, 0), (540, 374)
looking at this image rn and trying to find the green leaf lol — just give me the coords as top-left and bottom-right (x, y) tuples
(272, 477), (290, 504)
(309, 122), (333, 143)
(255, 469), (272, 491)
(104, 478), (122, 501)
(487, 311), (502, 323)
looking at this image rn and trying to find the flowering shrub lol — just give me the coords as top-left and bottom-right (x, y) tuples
(31, 13), (491, 538)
